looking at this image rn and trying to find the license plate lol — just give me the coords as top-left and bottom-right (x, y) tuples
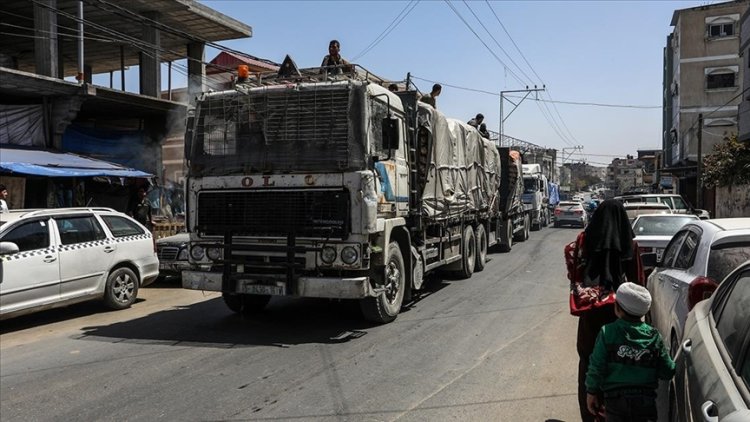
(159, 263), (170, 270)
(656, 249), (664, 261)
(243, 283), (285, 296)
(564, 211), (574, 216)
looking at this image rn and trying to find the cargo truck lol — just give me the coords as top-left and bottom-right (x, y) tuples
(181, 65), (515, 323)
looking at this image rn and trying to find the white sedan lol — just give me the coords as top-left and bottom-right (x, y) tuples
(0, 208), (159, 320)
(645, 218), (750, 358)
(632, 213), (699, 262)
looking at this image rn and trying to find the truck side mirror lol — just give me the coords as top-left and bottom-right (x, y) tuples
(184, 115), (195, 160)
(382, 117), (400, 150)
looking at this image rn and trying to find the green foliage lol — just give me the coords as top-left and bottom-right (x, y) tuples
(702, 135), (750, 187)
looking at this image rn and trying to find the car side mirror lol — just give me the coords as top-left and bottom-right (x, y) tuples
(0, 241), (20, 255)
(382, 117), (400, 150)
(640, 252), (660, 268)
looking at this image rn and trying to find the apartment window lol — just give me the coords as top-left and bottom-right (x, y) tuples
(706, 67), (737, 90)
(707, 22), (734, 37)
(705, 15), (739, 39)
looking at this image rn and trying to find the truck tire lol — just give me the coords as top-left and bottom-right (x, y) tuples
(475, 223), (487, 272)
(458, 225), (476, 278)
(223, 293), (271, 316)
(513, 215), (530, 242)
(531, 212), (540, 231)
(498, 219), (512, 253)
(360, 241), (405, 324)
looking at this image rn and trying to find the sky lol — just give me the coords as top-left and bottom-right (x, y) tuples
(92, 0), (711, 166)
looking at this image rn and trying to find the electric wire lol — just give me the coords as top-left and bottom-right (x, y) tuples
(443, 0), (526, 87)
(351, 0), (420, 61)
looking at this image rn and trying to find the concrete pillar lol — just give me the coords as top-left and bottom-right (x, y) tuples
(33, 0), (59, 78)
(187, 42), (205, 106)
(139, 12), (161, 97)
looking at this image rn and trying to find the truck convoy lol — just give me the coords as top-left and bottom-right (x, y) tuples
(521, 164), (550, 231)
(181, 64), (531, 323)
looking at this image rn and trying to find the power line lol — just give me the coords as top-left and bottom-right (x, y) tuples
(351, 1), (420, 61)
(461, 0), (535, 85)
(443, 0), (526, 87)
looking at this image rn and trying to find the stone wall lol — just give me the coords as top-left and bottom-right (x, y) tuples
(715, 184), (750, 218)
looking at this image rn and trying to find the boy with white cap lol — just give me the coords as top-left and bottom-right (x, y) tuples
(585, 282), (675, 422)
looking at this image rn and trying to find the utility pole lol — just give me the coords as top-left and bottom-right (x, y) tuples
(499, 86), (546, 146)
(696, 113), (703, 209)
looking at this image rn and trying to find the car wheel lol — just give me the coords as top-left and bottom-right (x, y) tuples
(223, 293), (271, 315)
(103, 267), (139, 310)
(360, 241), (405, 324)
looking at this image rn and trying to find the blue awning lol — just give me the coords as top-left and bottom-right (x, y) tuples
(0, 148), (153, 178)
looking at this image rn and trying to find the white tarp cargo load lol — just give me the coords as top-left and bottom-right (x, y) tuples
(419, 104), (500, 219)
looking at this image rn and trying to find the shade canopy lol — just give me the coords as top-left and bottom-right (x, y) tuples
(0, 148), (152, 178)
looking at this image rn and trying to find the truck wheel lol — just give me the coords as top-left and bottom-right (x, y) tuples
(360, 241), (405, 324)
(522, 215), (530, 241)
(531, 213), (540, 232)
(458, 225), (476, 278)
(223, 293), (271, 315)
(475, 224), (487, 272)
(103, 267), (139, 310)
(498, 219), (512, 252)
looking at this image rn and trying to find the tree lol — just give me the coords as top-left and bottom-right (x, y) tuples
(702, 134), (750, 187)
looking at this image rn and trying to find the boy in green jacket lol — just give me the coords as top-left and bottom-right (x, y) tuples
(585, 282), (675, 422)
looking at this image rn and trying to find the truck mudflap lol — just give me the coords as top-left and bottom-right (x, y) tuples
(181, 270), (376, 299)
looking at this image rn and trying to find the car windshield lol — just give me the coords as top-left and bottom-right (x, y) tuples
(558, 202), (581, 209)
(633, 216), (697, 236)
(707, 243), (750, 282)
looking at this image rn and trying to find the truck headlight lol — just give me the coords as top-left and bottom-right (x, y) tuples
(340, 246), (358, 264)
(321, 246), (337, 264)
(207, 246), (223, 261)
(178, 248), (189, 260)
(190, 245), (205, 260)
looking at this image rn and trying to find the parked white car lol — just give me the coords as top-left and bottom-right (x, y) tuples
(632, 214), (699, 262)
(672, 260), (750, 422)
(644, 218), (750, 358)
(0, 208), (159, 320)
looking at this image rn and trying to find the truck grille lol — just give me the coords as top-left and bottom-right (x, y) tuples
(197, 189), (350, 239)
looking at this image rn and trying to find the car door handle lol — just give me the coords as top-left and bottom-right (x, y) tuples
(43, 255), (57, 263)
(682, 339), (692, 355)
(700, 400), (718, 422)
(103, 246), (116, 253)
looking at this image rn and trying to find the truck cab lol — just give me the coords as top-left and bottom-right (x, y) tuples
(521, 164), (549, 230)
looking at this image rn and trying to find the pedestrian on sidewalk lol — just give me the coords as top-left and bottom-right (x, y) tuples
(0, 184), (8, 213)
(585, 282), (675, 421)
(572, 199), (644, 422)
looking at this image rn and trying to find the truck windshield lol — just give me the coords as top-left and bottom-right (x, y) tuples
(524, 178), (538, 194)
(189, 85), (367, 175)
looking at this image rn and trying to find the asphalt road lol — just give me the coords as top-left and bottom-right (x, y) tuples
(1, 226), (584, 422)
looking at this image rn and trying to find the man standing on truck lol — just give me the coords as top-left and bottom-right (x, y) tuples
(320, 39), (350, 74)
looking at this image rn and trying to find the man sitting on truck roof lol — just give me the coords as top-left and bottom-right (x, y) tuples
(468, 113), (484, 128)
(320, 39), (350, 74)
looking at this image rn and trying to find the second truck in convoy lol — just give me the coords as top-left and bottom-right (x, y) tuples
(181, 64), (532, 323)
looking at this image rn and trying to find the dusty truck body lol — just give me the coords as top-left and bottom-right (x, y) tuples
(495, 148), (533, 251)
(521, 163), (549, 231)
(180, 68), (504, 323)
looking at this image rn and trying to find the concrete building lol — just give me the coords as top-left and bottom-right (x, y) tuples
(0, 0), (251, 210)
(637, 149), (661, 191)
(663, 0), (749, 208)
(607, 156), (645, 195)
(739, 7), (750, 141)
